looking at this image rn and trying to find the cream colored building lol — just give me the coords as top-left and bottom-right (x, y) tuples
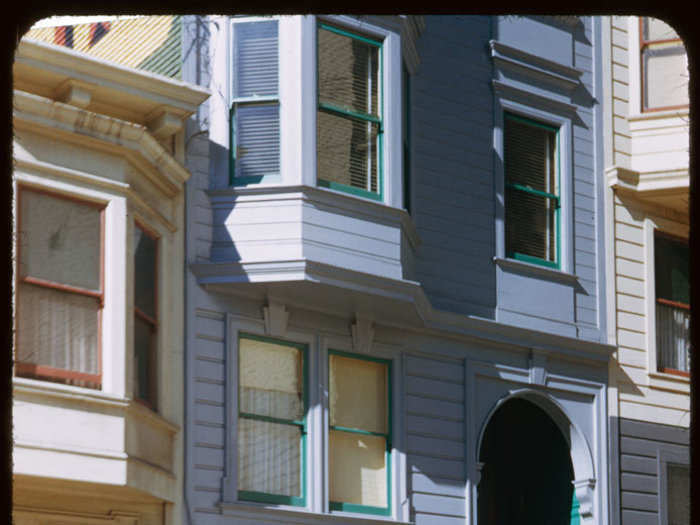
(602, 16), (690, 525)
(12, 37), (208, 524)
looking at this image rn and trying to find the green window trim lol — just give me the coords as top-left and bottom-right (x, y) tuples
(316, 21), (384, 202)
(328, 349), (392, 517)
(504, 112), (561, 270)
(237, 332), (308, 507)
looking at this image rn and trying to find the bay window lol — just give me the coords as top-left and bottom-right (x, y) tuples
(504, 112), (560, 269)
(654, 232), (690, 375)
(317, 22), (383, 201)
(15, 188), (103, 389)
(230, 19), (280, 185)
(640, 17), (688, 112)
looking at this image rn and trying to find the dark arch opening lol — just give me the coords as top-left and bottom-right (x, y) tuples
(478, 397), (578, 525)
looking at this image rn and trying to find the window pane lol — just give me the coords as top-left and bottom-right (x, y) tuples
(655, 235), (689, 304)
(134, 315), (155, 403)
(330, 354), (387, 434)
(17, 282), (99, 376)
(656, 303), (690, 372)
(234, 104), (280, 179)
(643, 45), (688, 109)
(644, 17), (679, 41)
(329, 430), (387, 508)
(238, 418), (302, 497)
(19, 190), (100, 291)
(239, 337), (303, 420)
(505, 117), (556, 195)
(317, 110), (378, 192)
(505, 187), (557, 262)
(668, 465), (689, 525)
(234, 21), (278, 98)
(134, 226), (157, 318)
(318, 26), (379, 117)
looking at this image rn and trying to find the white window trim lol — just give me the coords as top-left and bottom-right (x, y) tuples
(642, 217), (690, 392)
(493, 98), (573, 275)
(657, 446), (689, 525)
(221, 314), (408, 522)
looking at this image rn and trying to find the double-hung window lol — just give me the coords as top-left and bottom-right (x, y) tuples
(504, 112), (560, 268)
(15, 188), (103, 389)
(640, 17), (688, 112)
(317, 22), (383, 201)
(654, 232), (690, 375)
(230, 19), (280, 185)
(237, 334), (307, 506)
(329, 351), (391, 515)
(133, 223), (158, 407)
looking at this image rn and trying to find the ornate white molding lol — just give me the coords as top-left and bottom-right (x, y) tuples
(263, 300), (290, 338)
(351, 316), (375, 354)
(572, 478), (596, 521)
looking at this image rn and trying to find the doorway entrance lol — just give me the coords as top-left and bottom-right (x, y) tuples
(477, 397), (580, 525)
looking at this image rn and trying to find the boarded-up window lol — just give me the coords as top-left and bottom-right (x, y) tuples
(16, 188), (103, 388)
(329, 352), (390, 514)
(230, 20), (280, 183)
(667, 464), (689, 525)
(317, 23), (382, 200)
(238, 335), (306, 506)
(504, 113), (559, 268)
(655, 233), (690, 374)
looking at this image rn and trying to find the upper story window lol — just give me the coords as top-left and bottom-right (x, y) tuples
(133, 223), (158, 407)
(654, 232), (690, 375)
(504, 113), (560, 269)
(640, 17), (688, 111)
(317, 22), (383, 201)
(15, 188), (104, 389)
(230, 19), (280, 185)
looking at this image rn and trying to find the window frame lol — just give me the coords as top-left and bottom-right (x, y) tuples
(503, 111), (562, 270)
(229, 17), (282, 187)
(652, 230), (690, 377)
(236, 331), (309, 507)
(327, 349), (392, 517)
(14, 185), (105, 388)
(133, 220), (160, 409)
(658, 446), (690, 525)
(639, 17), (688, 113)
(316, 21), (384, 202)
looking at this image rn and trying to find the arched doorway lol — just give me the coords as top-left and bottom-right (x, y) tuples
(477, 397), (580, 525)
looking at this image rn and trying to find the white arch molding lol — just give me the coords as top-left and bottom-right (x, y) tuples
(474, 388), (597, 524)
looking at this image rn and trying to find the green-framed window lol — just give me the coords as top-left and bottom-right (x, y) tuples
(317, 22), (383, 201)
(504, 112), (560, 269)
(237, 333), (307, 506)
(328, 350), (391, 516)
(230, 20), (280, 186)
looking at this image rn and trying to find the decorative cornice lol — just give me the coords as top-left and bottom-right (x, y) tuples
(13, 89), (191, 198)
(399, 15), (425, 75)
(490, 40), (583, 94)
(492, 79), (579, 115)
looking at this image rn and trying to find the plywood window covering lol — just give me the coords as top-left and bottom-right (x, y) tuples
(329, 351), (391, 516)
(654, 232), (690, 376)
(230, 20), (280, 185)
(15, 188), (104, 389)
(317, 23), (383, 201)
(640, 17), (688, 112)
(667, 464), (690, 525)
(133, 223), (158, 407)
(504, 113), (560, 269)
(237, 334), (307, 506)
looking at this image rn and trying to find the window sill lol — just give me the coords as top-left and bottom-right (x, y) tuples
(628, 107), (689, 122)
(493, 256), (578, 283)
(220, 501), (411, 525)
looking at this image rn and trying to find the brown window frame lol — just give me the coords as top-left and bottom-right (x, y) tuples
(654, 230), (690, 377)
(133, 220), (159, 410)
(15, 186), (105, 388)
(639, 17), (688, 113)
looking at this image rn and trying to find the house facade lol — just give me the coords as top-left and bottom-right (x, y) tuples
(601, 16), (690, 525)
(11, 28), (209, 525)
(181, 15), (612, 525)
